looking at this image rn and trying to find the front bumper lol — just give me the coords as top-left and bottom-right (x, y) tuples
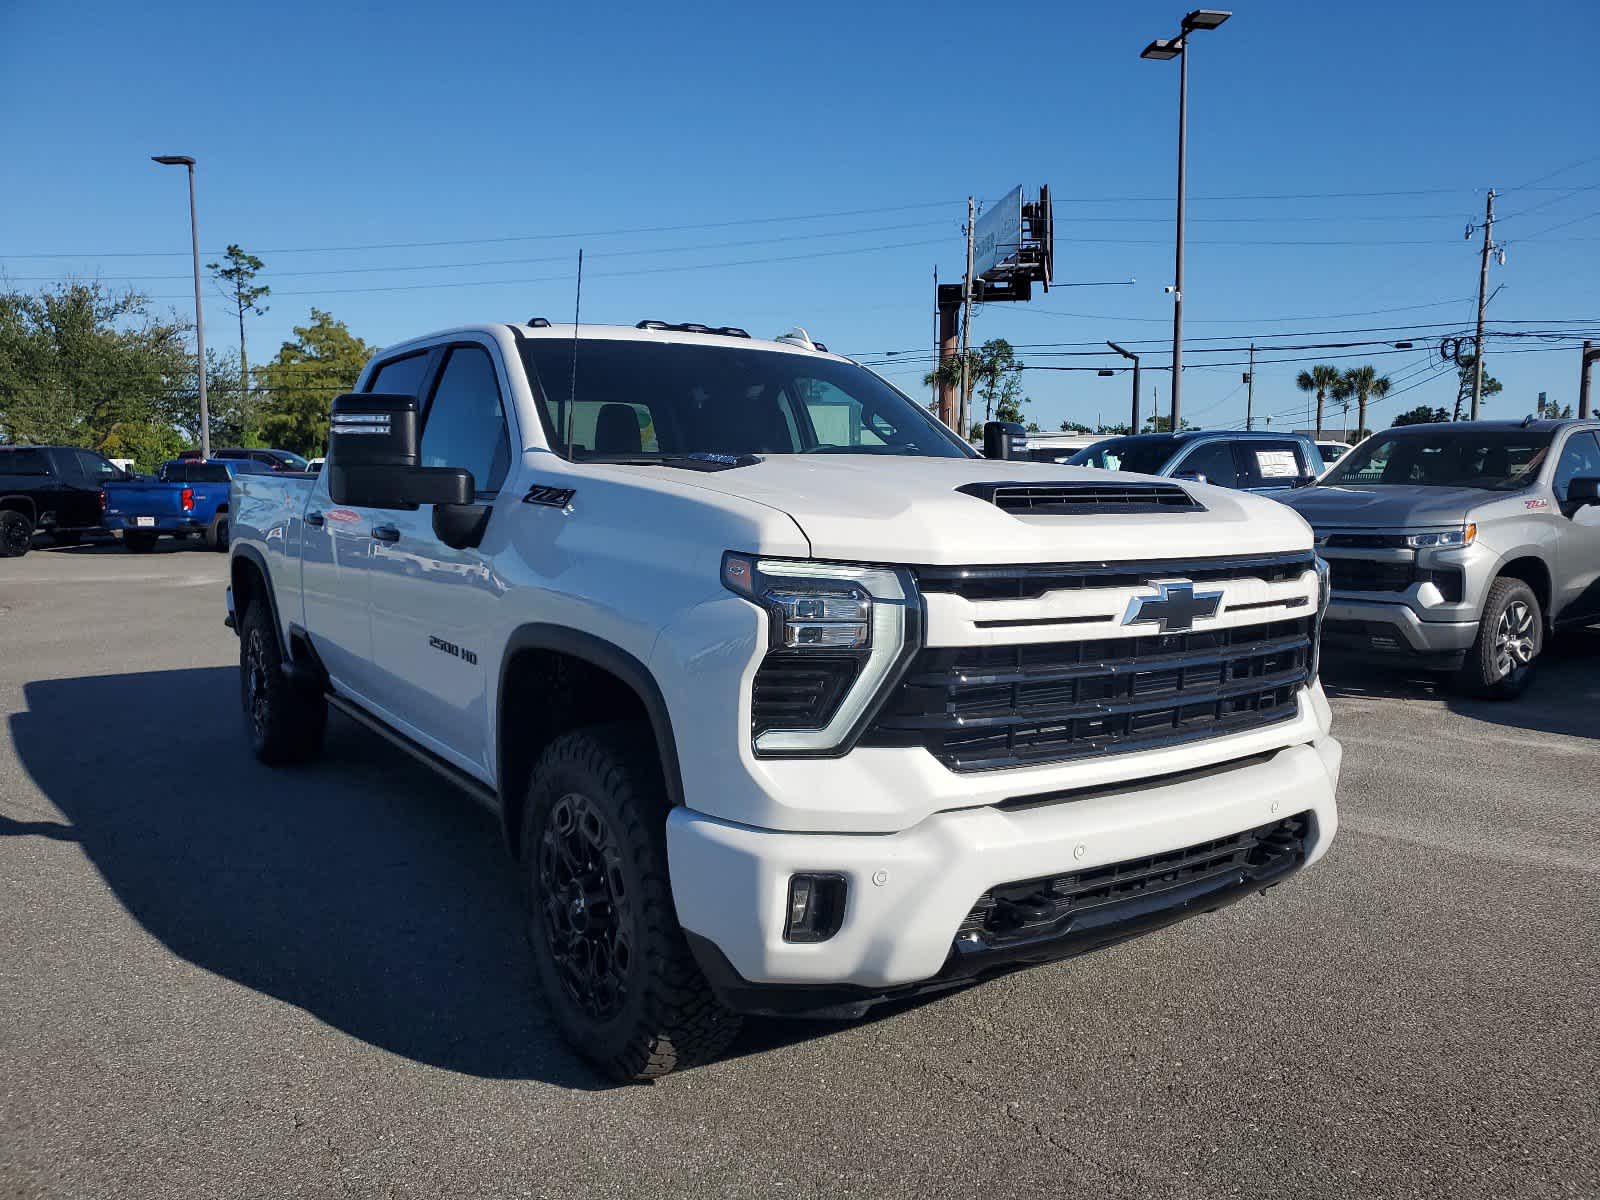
(1322, 597), (1478, 665)
(668, 733), (1341, 1012)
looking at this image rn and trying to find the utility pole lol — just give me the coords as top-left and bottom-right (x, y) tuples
(1170, 39), (1188, 433)
(959, 196), (976, 438)
(1108, 341), (1141, 433)
(931, 265), (939, 416)
(152, 155), (210, 460)
(1470, 188), (1496, 420)
(1244, 343), (1255, 430)
(1580, 340), (1597, 419)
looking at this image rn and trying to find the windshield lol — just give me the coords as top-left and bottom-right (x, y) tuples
(519, 338), (974, 461)
(1067, 436), (1179, 475)
(1324, 429), (1553, 490)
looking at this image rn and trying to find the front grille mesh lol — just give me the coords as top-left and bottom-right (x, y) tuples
(864, 618), (1311, 771)
(957, 813), (1311, 945)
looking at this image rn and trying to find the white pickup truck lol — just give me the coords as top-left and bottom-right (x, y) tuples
(227, 320), (1341, 1080)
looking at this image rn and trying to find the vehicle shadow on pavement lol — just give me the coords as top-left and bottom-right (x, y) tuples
(1321, 626), (1600, 741)
(10, 666), (884, 1086)
(11, 666), (613, 1089)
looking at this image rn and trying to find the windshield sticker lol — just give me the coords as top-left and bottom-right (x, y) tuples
(1255, 450), (1299, 478)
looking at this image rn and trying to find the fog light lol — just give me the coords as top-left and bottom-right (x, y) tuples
(783, 873), (847, 943)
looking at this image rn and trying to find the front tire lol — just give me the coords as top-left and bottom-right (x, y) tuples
(239, 599), (327, 764)
(1460, 577), (1542, 699)
(123, 532), (159, 554)
(0, 510), (33, 558)
(522, 723), (740, 1081)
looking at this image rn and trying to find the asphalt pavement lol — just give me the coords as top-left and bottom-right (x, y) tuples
(2, 541), (1596, 1199)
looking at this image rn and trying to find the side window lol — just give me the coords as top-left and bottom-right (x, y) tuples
(74, 450), (124, 484)
(0, 450), (51, 476)
(1236, 439), (1306, 486)
(158, 462), (185, 483)
(420, 345), (511, 494)
(1553, 432), (1600, 503)
(368, 352), (432, 399)
(1174, 441), (1238, 488)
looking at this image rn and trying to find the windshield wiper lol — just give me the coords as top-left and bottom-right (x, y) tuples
(583, 452), (763, 473)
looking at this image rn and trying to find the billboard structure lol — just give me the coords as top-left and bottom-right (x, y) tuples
(935, 186), (1054, 432)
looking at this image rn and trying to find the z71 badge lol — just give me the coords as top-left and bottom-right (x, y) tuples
(1525, 497), (1550, 510)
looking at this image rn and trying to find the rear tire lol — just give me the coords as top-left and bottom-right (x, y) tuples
(239, 599), (327, 764)
(206, 516), (229, 552)
(1459, 577), (1542, 699)
(123, 532), (159, 554)
(0, 510), (33, 558)
(522, 722), (740, 1081)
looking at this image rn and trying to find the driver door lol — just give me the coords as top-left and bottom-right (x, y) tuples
(1550, 430), (1600, 622)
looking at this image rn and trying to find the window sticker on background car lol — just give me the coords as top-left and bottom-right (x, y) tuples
(1255, 450), (1299, 478)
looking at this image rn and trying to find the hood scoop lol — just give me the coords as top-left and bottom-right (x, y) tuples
(957, 480), (1204, 516)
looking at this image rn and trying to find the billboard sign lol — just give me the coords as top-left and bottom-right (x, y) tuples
(972, 186), (1024, 279)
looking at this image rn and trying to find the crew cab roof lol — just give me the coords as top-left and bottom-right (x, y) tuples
(375, 322), (855, 365)
(1377, 419), (1600, 434)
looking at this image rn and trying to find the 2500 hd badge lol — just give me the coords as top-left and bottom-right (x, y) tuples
(428, 635), (477, 665)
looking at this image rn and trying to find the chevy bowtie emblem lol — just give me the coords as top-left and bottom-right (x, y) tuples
(1123, 579), (1222, 633)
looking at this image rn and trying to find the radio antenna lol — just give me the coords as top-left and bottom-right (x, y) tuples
(564, 248), (583, 455)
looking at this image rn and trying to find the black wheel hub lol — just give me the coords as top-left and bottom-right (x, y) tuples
(537, 793), (632, 1021)
(1, 518), (27, 554)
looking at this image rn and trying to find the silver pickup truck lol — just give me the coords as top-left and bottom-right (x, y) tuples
(1285, 418), (1600, 697)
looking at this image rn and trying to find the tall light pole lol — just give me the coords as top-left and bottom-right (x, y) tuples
(1107, 341), (1142, 433)
(152, 154), (210, 460)
(1141, 9), (1231, 433)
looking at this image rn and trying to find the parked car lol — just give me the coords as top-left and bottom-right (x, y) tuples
(103, 458), (274, 552)
(227, 319), (1340, 1080)
(176, 447), (311, 472)
(307, 457), (326, 474)
(1316, 441), (1353, 464)
(1284, 418), (1600, 696)
(0, 444), (128, 557)
(1067, 430), (1326, 494)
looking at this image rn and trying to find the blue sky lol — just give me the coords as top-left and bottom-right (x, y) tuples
(3, 0), (1596, 434)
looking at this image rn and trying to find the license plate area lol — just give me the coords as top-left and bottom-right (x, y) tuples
(134, 516), (155, 527)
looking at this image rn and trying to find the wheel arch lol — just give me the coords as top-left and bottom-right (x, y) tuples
(496, 625), (685, 857)
(1496, 554), (1554, 628)
(0, 494), (39, 524)
(230, 545), (289, 651)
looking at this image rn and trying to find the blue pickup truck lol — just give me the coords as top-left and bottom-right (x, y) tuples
(102, 458), (276, 552)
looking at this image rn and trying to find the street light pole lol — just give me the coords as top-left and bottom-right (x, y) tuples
(153, 155), (210, 460)
(1108, 341), (1142, 432)
(1141, 10), (1230, 434)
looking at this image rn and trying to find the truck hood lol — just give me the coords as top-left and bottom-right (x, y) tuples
(1283, 484), (1491, 530)
(650, 455), (1313, 565)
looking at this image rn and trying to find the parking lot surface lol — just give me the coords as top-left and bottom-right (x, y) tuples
(2, 543), (1597, 1200)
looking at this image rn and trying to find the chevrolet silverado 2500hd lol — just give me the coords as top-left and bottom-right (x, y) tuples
(227, 320), (1341, 1080)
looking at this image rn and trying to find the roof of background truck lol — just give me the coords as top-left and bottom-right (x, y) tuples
(376, 322), (856, 365)
(1378, 419), (1600, 434)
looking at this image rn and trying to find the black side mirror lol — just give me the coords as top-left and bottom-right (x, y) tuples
(982, 421), (1028, 460)
(1568, 476), (1600, 507)
(326, 393), (474, 509)
(1172, 469), (1207, 485)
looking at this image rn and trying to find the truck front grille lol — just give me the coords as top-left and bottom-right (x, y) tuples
(956, 812), (1311, 946)
(1327, 558), (1411, 592)
(863, 617), (1311, 771)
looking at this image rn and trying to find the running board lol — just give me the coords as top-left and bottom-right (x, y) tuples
(326, 694), (500, 815)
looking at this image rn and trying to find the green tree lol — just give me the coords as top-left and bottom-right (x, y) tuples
(1339, 365), (1390, 440)
(1451, 353), (1502, 420)
(1058, 419), (1094, 433)
(922, 339), (1029, 429)
(207, 244), (270, 445)
(0, 282), (189, 462)
(256, 309), (375, 456)
(1095, 421), (1133, 435)
(1535, 393), (1573, 419)
(1143, 413), (1196, 433)
(1392, 405), (1450, 427)
(1296, 364), (1343, 435)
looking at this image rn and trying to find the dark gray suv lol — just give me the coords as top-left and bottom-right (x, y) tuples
(1067, 430), (1326, 495)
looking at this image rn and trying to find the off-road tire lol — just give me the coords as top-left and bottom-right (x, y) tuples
(521, 722), (741, 1081)
(239, 599), (327, 764)
(1459, 577), (1542, 699)
(0, 510), (33, 558)
(123, 532), (159, 554)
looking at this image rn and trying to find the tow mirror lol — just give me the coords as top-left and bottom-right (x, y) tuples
(1569, 476), (1600, 507)
(982, 421), (1028, 460)
(326, 393), (473, 509)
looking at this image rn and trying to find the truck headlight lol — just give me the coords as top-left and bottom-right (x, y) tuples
(1404, 523), (1476, 548)
(722, 553), (918, 754)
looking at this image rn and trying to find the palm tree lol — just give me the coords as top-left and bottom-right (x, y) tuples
(1296, 364), (1343, 435)
(1363, 375), (1390, 438)
(1341, 365), (1375, 439)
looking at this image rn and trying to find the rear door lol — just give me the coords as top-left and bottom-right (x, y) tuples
(1169, 438), (1241, 489)
(1550, 430), (1600, 621)
(366, 339), (516, 774)
(67, 450), (122, 527)
(1233, 438), (1315, 494)
(301, 348), (439, 701)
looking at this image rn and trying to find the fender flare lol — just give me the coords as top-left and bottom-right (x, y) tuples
(496, 624), (686, 814)
(229, 544), (290, 651)
(0, 494), (39, 524)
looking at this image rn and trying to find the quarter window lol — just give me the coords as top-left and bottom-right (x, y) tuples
(420, 345), (512, 494)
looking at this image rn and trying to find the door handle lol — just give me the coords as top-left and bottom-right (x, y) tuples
(371, 524), (400, 544)
(305, 510), (326, 527)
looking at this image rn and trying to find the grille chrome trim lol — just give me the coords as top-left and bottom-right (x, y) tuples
(915, 551), (1316, 602)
